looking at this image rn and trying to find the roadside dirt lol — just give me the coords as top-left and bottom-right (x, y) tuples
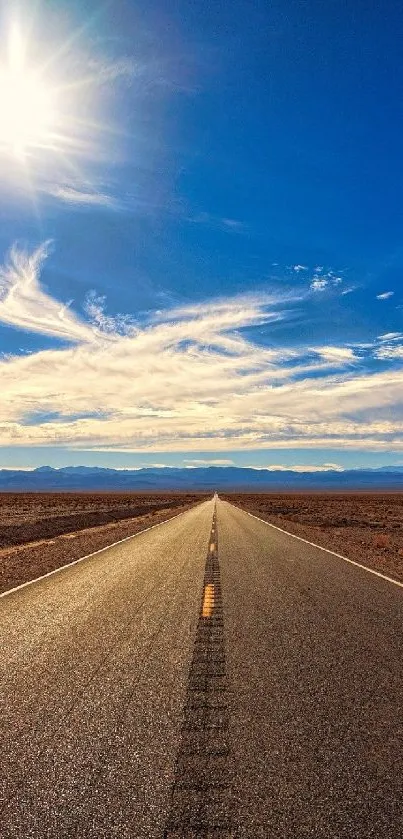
(222, 492), (403, 583)
(0, 493), (205, 593)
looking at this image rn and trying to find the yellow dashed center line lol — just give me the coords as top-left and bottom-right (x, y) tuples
(202, 583), (215, 618)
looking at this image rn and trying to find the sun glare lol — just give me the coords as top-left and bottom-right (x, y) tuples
(0, 16), (125, 203)
(0, 25), (55, 158)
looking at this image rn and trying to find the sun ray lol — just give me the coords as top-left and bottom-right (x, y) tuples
(19, 154), (43, 223)
(39, 8), (106, 77)
(0, 24), (56, 158)
(0, 14), (129, 209)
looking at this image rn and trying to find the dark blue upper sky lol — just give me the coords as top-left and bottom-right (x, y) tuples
(0, 0), (402, 469)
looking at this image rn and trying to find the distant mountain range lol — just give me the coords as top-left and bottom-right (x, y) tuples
(0, 465), (402, 491)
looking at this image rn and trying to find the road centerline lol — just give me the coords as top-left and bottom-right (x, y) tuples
(163, 504), (234, 838)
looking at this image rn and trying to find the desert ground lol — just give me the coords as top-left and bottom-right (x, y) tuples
(0, 492), (205, 593)
(2, 491), (402, 594)
(222, 492), (403, 582)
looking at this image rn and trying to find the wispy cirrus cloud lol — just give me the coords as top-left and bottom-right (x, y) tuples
(45, 185), (119, 209)
(0, 242), (95, 343)
(376, 291), (394, 300)
(0, 242), (402, 453)
(187, 212), (245, 232)
(378, 332), (403, 341)
(82, 57), (138, 86)
(0, 243), (135, 342)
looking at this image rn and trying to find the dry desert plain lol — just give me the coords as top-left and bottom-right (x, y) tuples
(222, 492), (403, 582)
(1, 491), (402, 594)
(0, 492), (206, 593)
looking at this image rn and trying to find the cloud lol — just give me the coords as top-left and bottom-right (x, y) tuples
(187, 212), (244, 232)
(378, 332), (403, 341)
(0, 243), (96, 342)
(292, 265), (308, 272)
(221, 218), (244, 230)
(84, 292), (135, 336)
(376, 291), (394, 300)
(84, 57), (138, 86)
(375, 333), (403, 359)
(145, 462), (169, 468)
(0, 243), (135, 342)
(46, 185), (118, 209)
(0, 242), (402, 453)
(264, 463), (344, 472)
(376, 345), (403, 360)
(0, 465), (36, 471)
(183, 459), (235, 466)
(309, 268), (346, 294)
(315, 346), (356, 361)
(310, 276), (329, 292)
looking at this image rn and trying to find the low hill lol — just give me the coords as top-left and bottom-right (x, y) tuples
(0, 465), (402, 491)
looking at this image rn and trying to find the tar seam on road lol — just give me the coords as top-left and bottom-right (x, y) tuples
(0, 508), (190, 600)
(163, 505), (234, 838)
(242, 509), (403, 589)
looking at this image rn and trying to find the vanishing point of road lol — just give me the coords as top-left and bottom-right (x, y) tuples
(1, 497), (402, 837)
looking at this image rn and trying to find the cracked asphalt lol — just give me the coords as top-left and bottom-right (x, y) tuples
(1, 497), (402, 838)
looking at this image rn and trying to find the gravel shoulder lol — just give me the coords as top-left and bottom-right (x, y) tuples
(0, 499), (200, 594)
(222, 493), (403, 583)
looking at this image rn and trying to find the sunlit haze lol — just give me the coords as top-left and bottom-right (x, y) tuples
(0, 24), (56, 157)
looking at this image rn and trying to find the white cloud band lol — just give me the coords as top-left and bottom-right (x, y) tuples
(0, 243), (402, 453)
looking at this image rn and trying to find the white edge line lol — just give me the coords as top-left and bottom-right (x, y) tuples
(225, 502), (403, 589)
(0, 508), (189, 600)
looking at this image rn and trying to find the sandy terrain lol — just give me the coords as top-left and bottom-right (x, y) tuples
(0, 493), (205, 593)
(222, 493), (403, 582)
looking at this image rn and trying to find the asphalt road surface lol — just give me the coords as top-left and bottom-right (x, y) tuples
(1, 497), (402, 838)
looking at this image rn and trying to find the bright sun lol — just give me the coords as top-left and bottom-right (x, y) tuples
(0, 17), (123, 201)
(0, 25), (55, 158)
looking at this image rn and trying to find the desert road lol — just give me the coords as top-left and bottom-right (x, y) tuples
(1, 497), (402, 838)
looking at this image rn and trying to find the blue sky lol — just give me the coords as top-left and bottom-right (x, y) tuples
(0, 0), (402, 471)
